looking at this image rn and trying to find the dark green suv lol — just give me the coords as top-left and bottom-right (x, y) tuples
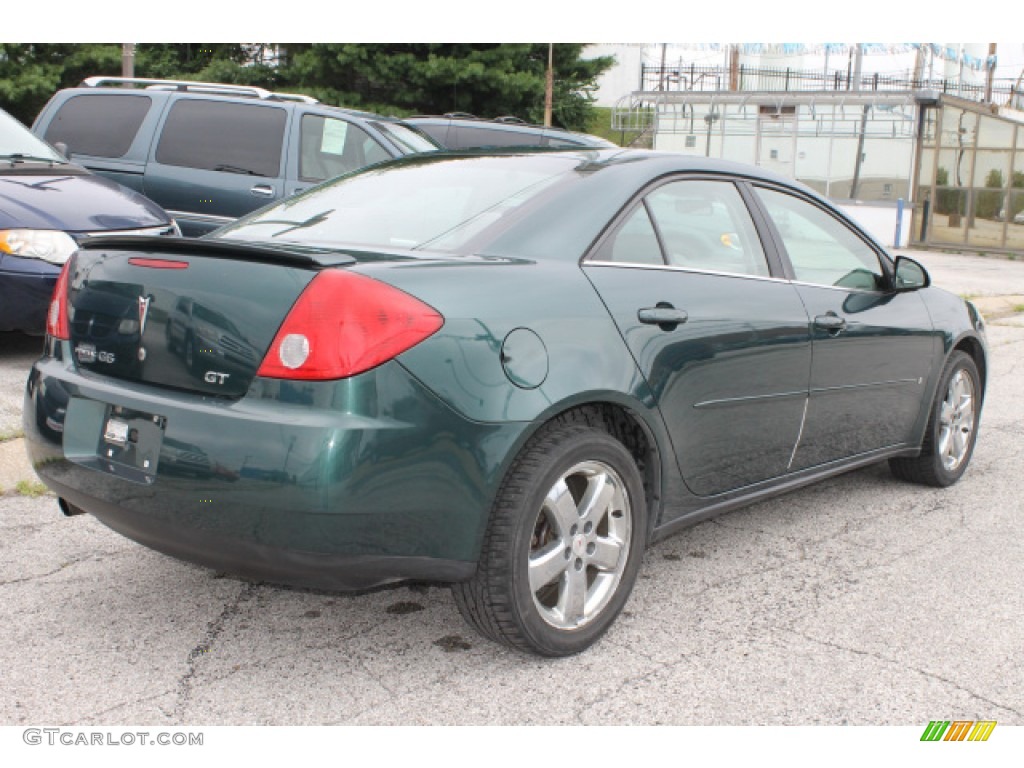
(32, 77), (440, 236)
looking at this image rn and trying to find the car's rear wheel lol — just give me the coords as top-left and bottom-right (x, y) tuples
(890, 350), (981, 487)
(454, 421), (646, 656)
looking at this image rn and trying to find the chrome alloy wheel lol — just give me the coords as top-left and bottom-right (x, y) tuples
(528, 460), (632, 630)
(938, 368), (976, 472)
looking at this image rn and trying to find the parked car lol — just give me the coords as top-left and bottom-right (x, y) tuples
(25, 150), (987, 656)
(405, 114), (616, 150)
(164, 296), (261, 378)
(995, 206), (1024, 224)
(0, 107), (177, 334)
(32, 77), (441, 237)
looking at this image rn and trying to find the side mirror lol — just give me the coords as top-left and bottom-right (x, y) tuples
(53, 141), (71, 161)
(893, 255), (930, 291)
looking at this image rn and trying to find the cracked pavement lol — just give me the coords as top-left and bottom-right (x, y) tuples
(1, 253), (1023, 725)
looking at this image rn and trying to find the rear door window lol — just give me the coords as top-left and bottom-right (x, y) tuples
(155, 99), (286, 178)
(591, 204), (665, 265)
(43, 94), (152, 158)
(645, 180), (771, 277)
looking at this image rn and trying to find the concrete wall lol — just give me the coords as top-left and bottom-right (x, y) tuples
(838, 202), (913, 248)
(584, 44), (644, 108)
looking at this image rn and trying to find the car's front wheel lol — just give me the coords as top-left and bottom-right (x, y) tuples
(454, 421), (646, 656)
(890, 350), (981, 487)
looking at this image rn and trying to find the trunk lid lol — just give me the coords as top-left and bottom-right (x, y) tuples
(67, 237), (353, 397)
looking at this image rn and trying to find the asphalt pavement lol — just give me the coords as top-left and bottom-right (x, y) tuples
(1, 249), (1022, 725)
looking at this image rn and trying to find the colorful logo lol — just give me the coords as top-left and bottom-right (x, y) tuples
(920, 720), (996, 742)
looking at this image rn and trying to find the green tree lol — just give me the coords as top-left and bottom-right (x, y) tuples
(1, 43), (613, 131)
(976, 168), (1005, 220)
(134, 44), (278, 87)
(934, 167), (962, 216)
(0, 44), (120, 124)
(1013, 171), (1024, 219)
(0, 43), (269, 125)
(277, 44), (613, 130)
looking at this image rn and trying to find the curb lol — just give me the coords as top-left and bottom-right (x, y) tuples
(968, 295), (1024, 322)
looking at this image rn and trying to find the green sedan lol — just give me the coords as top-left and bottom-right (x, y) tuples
(24, 150), (987, 656)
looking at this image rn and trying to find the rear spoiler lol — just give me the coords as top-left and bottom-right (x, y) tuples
(78, 235), (356, 269)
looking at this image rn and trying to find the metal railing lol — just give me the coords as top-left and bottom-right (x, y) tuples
(640, 64), (1021, 107)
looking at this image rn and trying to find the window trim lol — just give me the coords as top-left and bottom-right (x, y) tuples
(584, 259), (791, 286)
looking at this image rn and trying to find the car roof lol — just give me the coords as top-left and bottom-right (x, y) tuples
(386, 147), (802, 188)
(277, 148), (823, 263)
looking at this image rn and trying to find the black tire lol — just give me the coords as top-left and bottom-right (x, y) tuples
(453, 422), (647, 656)
(889, 350), (981, 487)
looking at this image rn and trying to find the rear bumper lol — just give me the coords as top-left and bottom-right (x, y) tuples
(24, 347), (526, 589)
(45, 472), (475, 589)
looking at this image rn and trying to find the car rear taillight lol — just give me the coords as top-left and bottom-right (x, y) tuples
(257, 270), (443, 380)
(46, 260), (72, 340)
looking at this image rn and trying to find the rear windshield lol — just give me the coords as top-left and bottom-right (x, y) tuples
(215, 154), (577, 253)
(372, 121), (441, 154)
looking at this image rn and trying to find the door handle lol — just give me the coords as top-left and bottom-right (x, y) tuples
(251, 184), (275, 198)
(638, 305), (688, 330)
(813, 313), (847, 334)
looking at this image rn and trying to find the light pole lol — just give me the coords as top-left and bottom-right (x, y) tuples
(704, 112), (720, 157)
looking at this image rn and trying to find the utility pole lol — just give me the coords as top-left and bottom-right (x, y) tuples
(729, 45), (740, 91)
(121, 44), (135, 79)
(852, 43), (864, 92)
(850, 105), (870, 199)
(544, 44), (554, 127)
(912, 45), (926, 85)
(984, 43), (997, 103)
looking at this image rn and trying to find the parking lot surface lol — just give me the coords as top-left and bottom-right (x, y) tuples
(1, 251), (1022, 725)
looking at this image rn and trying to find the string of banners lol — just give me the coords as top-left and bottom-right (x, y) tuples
(659, 44), (997, 71)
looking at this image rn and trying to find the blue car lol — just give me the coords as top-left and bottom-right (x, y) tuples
(0, 107), (178, 334)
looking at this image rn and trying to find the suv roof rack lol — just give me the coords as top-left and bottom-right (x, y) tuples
(80, 77), (319, 104)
